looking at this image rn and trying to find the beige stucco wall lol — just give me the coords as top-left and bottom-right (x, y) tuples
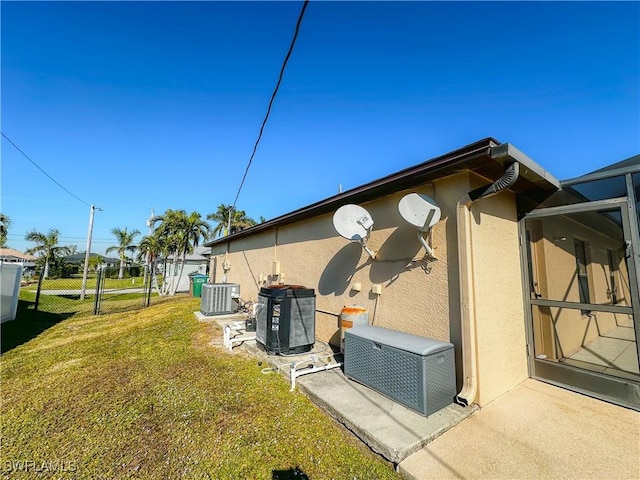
(210, 178), (461, 344)
(209, 171), (530, 407)
(469, 185), (529, 406)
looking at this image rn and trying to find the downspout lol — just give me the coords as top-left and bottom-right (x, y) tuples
(455, 161), (520, 406)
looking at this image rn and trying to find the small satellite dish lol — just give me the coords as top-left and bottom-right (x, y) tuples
(333, 204), (374, 242)
(333, 204), (377, 259)
(398, 193), (441, 231)
(398, 193), (441, 259)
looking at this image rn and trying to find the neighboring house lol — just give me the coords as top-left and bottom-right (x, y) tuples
(161, 246), (209, 293)
(0, 248), (37, 276)
(205, 138), (640, 411)
(63, 253), (119, 268)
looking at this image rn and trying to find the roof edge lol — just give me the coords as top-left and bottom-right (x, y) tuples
(205, 138), (500, 247)
(562, 153), (640, 186)
(491, 143), (560, 189)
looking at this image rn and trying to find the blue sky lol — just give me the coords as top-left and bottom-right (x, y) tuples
(2, 1), (638, 256)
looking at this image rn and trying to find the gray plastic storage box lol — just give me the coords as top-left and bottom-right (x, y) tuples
(344, 324), (456, 416)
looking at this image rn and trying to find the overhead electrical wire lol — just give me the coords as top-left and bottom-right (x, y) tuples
(6, 234), (113, 241)
(1, 131), (90, 207)
(231, 0), (310, 210)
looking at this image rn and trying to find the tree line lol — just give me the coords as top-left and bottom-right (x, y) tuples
(7, 204), (262, 296)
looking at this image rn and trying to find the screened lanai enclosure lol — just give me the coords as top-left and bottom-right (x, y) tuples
(521, 156), (640, 410)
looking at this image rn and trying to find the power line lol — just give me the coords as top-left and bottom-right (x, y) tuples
(1, 132), (91, 207)
(7, 234), (113, 241)
(231, 0), (310, 209)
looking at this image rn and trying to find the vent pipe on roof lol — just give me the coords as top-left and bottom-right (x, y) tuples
(455, 162), (520, 407)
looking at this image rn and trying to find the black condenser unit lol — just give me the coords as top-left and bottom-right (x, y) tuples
(256, 285), (315, 355)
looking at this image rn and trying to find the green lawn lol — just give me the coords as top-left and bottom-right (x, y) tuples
(19, 288), (96, 316)
(16, 288), (159, 323)
(24, 276), (149, 291)
(0, 297), (398, 479)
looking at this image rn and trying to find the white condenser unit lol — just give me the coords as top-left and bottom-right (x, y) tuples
(200, 283), (240, 316)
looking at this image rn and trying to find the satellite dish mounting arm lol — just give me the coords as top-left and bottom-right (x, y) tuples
(417, 208), (436, 259)
(417, 230), (435, 259)
(360, 238), (377, 259)
(357, 214), (377, 259)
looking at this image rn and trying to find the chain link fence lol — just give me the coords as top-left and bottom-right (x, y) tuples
(21, 265), (157, 317)
(92, 265), (153, 315)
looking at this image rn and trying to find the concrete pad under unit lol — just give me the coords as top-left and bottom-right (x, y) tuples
(194, 311), (248, 323)
(296, 369), (478, 464)
(194, 311), (477, 465)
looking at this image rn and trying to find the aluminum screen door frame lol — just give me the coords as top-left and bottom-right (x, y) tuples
(520, 195), (640, 411)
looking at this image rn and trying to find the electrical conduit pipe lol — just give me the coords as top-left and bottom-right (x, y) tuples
(455, 162), (520, 406)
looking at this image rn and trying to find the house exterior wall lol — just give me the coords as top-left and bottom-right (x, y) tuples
(209, 171), (530, 406)
(469, 184), (529, 406)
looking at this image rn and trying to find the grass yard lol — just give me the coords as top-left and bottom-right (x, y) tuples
(18, 289), (96, 317)
(24, 276), (149, 291)
(0, 297), (399, 479)
(15, 289), (160, 326)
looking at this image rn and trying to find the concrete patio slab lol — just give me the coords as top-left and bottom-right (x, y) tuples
(195, 312), (639, 479)
(398, 379), (640, 480)
(296, 369), (478, 464)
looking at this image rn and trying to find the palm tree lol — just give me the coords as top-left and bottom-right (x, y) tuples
(230, 209), (256, 234)
(206, 204), (256, 239)
(106, 227), (140, 279)
(0, 213), (10, 247)
(137, 233), (166, 265)
(206, 204), (232, 238)
(88, 254), (103, 273)
(154, 210), (209, 295)
(24, 228), (70, 278)
(138, 232), (168, 295)
(174, 211), (210, 294)
(184, 211), (210, 251)
(152, 210), (181, 294)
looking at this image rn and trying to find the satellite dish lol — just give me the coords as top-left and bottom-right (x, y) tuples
(333, 204), (374, 242)
(333, 204), (377, 259)
(398, 193), (441, 231)
(398, 193), (441, 259)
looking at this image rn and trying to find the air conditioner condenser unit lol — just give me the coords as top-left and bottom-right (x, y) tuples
(200, 283), (240, 316)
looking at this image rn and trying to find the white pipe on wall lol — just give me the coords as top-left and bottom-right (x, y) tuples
(455, 194), (478, 406)
(455, 162), (520, 407)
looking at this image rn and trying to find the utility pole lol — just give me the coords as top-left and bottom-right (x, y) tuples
(148, 208), (155, 235)
(222, 205), (234, 283)
(80, 205), (101, 301)
(143, 208), (155, 287)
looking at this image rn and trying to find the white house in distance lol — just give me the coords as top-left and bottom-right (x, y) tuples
(0, 248), (37, 276)
(162, 246), (210, 293)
